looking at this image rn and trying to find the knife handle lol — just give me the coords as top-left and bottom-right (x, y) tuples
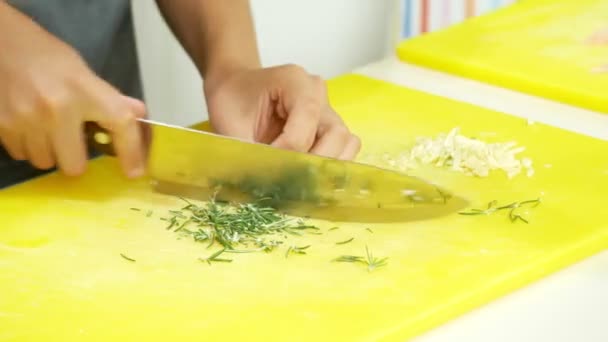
(84, 120), (151, 157)
(85, 122), (117, 156)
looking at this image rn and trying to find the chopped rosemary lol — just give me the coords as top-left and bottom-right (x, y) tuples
(459, 198), (541, 223)
(365, 227), (374, 234)
(328, 227), (340, 231)
(120, 253), (136, 262)
(333, 255), (364, 263)
(158, 196), (389, 268)
(200, 248), (233, 265)
(168, 210), (187, 219)
(203, 258), (232, 264)
(206, 248), (226, 260)
(335, 237), (354, 245)
(160, 197), (322, 260)
(333, 246), (388, 272)
(224, 249), (263, 254)
(285, 245), (311, 258)
(146, 210), (153, 217)
(165, 216), (179, 230)
(174, 218), (191, 232)
(129, 208), (141, 212)
(365, 246), (388, 272)
(256, 239), (283, 253)
(178, 196), (193, 207)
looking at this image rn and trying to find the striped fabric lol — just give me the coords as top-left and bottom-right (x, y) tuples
(401, 0), (517, 38)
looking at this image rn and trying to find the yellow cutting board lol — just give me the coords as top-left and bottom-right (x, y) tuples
(397, 0), (608, 113)
(1, 75), (607, 341)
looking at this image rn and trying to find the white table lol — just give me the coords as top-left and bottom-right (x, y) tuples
(354, 57), (608, 342)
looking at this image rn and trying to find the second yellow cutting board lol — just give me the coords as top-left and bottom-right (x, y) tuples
(397, 0), (608, 113)
(1, 75), (607, 341)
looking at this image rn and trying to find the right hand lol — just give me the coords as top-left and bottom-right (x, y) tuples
(0, 4), (146, 177)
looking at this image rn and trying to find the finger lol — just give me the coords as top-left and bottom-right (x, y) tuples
(270, 70), (326, 152)
(271, 96), (322, 152)
(107, 106), (144, 178)
(24, 128), (55, 170)
(122, 96), (152, 157)
(122, 96), (147, 119)
(338, 134), (362, 161)
(0, 131), (26, 161)
(50, 115), (87, 176)
(310, 124), (351, 158)
(84, 83), (146, 178)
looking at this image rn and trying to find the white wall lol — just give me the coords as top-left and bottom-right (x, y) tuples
(131, 1), (396, 127)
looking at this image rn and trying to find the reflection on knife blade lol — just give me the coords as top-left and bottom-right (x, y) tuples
(152, 160), (467, 223)
(88, 119), (468, 223)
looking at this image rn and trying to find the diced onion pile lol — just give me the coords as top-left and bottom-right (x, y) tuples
(382, 128), (534, 178)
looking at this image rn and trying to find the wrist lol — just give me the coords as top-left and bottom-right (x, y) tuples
(202, 58), (261, 95)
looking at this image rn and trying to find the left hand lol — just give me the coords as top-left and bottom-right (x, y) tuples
(203, 64), (361, 160)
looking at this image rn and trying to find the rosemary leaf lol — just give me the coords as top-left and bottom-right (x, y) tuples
(224, 249), (263, 254)
(206, 248), (226, 261)
(174, 219), (191, 232)
(120, 253), (136, 262)
(200, 248), (233, 264)
(285, 245), (311, 258)
(335, 237), (354, 245)
(210, 258), (232, 263)
(165, 217), (179, 230)
(333, 255), (364, 263)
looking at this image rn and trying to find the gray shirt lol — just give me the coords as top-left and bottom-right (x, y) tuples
(1, 0), (143, 188)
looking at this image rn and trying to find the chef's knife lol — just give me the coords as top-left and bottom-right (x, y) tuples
(86, 119), (467, 223)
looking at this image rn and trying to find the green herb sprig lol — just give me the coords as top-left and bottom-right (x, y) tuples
(333, 246), (388, 272)
(459, 198), (541, 223)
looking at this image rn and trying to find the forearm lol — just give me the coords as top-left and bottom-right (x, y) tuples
(0, 2), (48, 46)
(155, 0), (261, 85)
(0, 2), (82, 75)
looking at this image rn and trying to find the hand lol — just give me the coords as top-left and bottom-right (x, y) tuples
(204, 64), (361, 160)
(0, 4), (146, 177)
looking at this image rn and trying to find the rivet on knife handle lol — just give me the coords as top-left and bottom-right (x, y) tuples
(84, 122), (117, 156)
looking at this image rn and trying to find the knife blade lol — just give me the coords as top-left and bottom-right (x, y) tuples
(86, 119), (468, 223)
